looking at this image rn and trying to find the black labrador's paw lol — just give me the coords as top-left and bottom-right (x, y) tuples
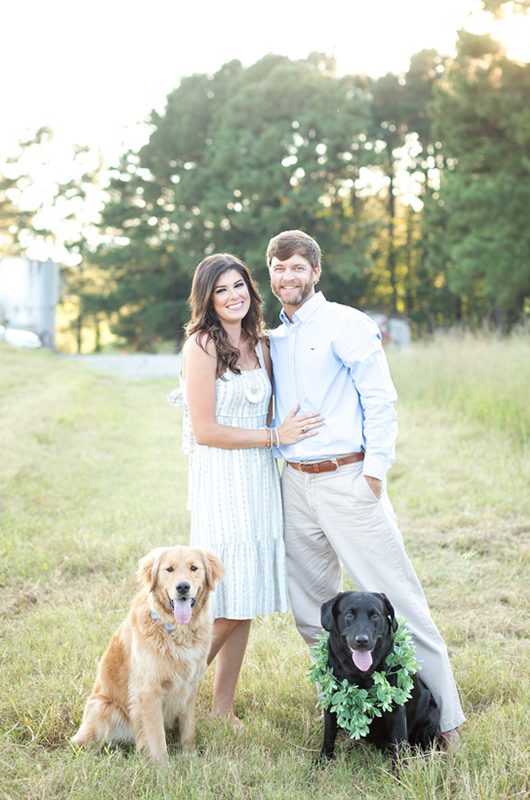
(391, 746), (409, 776)
(312, 752), (334, 771)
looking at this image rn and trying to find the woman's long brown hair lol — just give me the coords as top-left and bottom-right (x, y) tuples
(185, 253), (264, 379)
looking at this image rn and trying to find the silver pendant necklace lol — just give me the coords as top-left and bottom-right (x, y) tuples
(238, 339), (264, 404)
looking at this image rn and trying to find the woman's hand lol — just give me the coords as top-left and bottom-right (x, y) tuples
(277, 406), (323, 445)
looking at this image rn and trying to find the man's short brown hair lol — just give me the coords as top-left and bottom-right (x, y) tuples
(266, 230), (321, 270)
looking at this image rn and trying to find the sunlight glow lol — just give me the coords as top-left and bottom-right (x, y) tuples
(491, 14), (530, 61)
(466, 3), (530, 62)
(2, 0), (529, 266)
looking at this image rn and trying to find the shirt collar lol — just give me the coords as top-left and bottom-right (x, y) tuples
(279, 291), (326, 326)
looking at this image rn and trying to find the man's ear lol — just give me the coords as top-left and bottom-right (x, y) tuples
(320, 592), (344, 631)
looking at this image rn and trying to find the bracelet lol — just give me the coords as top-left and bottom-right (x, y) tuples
(265, 427), (272, 449)
(271, 427), (280, 448)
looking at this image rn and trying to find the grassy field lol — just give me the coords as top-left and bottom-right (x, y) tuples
(1, 335), (529, 800)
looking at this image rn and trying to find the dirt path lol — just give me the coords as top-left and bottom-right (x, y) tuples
(64, 354), (181, 379)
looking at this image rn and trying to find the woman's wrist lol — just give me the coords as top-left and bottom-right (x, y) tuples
(266, 427), (280, 448)
(264, 427), (281, 449)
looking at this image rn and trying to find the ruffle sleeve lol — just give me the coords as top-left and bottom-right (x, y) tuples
(167, 386), (196, 455)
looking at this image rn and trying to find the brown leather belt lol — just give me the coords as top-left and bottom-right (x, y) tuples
(286, 452), (364, 474)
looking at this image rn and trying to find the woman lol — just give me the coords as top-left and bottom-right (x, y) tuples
(168, 253), (321, 726)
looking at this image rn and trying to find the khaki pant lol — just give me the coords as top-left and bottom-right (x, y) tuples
(281, 460), (465, 731)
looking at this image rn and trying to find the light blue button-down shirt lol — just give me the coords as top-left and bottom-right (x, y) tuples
(269, 292), (398, 481)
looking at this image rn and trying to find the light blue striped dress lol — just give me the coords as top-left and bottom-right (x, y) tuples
(167, 342), (289, 620)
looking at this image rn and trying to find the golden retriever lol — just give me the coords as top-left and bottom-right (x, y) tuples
(71, 545), (224, 762)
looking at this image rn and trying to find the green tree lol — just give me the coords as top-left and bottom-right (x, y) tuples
(427, 31), (530, 327)
(0, 127), (54, 256)
(365, 50), (446, 323)
(0, 128), (110, 352)
(93, 54), (381, 346)
(480, 0), (530, 14)
(54, 146), (107, 352)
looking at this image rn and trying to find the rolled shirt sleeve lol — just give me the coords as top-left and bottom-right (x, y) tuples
(334, 315), (397, 480)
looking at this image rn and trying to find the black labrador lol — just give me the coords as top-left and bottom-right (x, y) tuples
(317, 591), (440, 770)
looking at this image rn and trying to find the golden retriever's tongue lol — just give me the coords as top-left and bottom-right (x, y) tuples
(174, 598), (193, 625)
(351, 649), (373, 671)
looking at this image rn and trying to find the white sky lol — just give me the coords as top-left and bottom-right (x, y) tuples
(3, 0), (529, 165)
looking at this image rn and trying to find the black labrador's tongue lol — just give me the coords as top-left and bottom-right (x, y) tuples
(350, 648), (373, 671)
(174, 598), (193, 625)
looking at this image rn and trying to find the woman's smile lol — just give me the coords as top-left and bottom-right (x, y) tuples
(212, 269), (251, 323)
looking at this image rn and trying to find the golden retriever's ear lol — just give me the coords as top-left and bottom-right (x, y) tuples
(137, 548), (164, 593)
(203, 551), (225, 591)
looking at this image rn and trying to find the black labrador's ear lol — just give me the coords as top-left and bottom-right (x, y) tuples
(377, 592), (398, 632)
(320, 592), (344, 631)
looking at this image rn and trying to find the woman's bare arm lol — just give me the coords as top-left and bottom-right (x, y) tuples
(182, 334), (321, 449)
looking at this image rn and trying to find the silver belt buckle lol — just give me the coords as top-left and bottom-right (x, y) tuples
(300, 457), (339, 471)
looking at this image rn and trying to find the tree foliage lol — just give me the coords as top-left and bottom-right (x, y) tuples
(93, 52), (449, 347)
(479, 0), (530, 16)
(95, 54), (380, 343)
(4, 33), (530, 349)
(0, 127), (55, 256)
(425, 31), (530, 326)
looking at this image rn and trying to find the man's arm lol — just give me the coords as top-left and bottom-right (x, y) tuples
(335, 314), (398, 496)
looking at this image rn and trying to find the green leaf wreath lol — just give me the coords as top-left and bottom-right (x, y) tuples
(307, 618), (420, 740)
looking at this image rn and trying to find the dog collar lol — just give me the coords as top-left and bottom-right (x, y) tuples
(150, 608), (176, 632)
(308, 617), (420, 740)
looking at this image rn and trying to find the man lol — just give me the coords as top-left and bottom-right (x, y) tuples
(267, 229), (464, 746)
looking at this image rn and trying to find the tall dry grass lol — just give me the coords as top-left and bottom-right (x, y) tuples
(1, 336), (529, 800)
(389, 331), (530, 447)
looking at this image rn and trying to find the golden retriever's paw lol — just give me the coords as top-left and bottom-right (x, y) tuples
(70, 732), (87, 748)
(144, 751), (169, 768)
(179, 748), (197, 758)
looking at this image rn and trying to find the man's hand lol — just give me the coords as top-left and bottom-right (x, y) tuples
(364, 475), (383, 500)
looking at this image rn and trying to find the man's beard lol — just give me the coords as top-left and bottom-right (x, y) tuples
(273, 281), (315, 307)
